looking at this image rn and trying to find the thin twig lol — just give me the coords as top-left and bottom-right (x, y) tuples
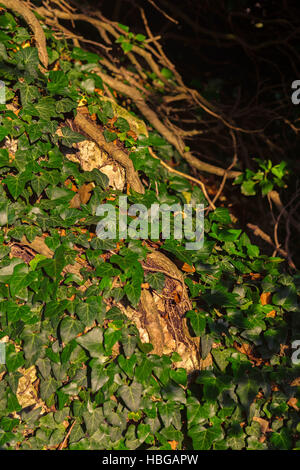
(58, 419), (76, 450)
(146, 0), (179, 24)
(209, 129), (238, 209)
(247, 223), (296, 269)
(272, 190), (300, 256)
(148, 147), (216, 210)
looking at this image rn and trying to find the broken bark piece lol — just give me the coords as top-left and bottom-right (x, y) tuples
(74, 111), (144, 194)
(118, 250), (201, 372)
(140, 289), (164, 355)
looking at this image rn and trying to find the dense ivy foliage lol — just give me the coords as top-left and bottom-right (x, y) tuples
(0, 9), (300, 450)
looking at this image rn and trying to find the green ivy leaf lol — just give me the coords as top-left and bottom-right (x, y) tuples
(161, 68), (173, 79)
(124, 282), (141, 307)
(59, 127), (85, 147)
(4, 171), (30, 199)
(186, 310), (206, 336)
(76, 297), (105, 326)
(115, 117), (130, 132)
(188, 424), (223, 450)
(16, 82), (40, 106)
(15, 47), (39, 75)
(270, 428), (292, 450)
(145, 272), (165, 292)
(260, 180), (273, 196)
(5, 344), (25, 372)
(22, 328), (45, 362)
(47, 71), (69, 95)
(121, 42), (133, 53)
(236, 377), (259, 410)
(40, 377), (58, 400)
(9, 264), (36, 299)
(119, 382), (142, 411)
(76, 328), (103, 357)
(103, 129), (117, 142)
(60, 317), (84, 344)
(241, 180), (256, 196)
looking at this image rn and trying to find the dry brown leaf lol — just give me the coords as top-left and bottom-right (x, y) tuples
(168, 440), (178, 450)
(234, 341), (253, 356)
(172, 290), (181, 304)
(64, 178), (77, 192)
(127, 130), (138, 141)
(182, 262), (195, 273)
(253, 416), (271, 435)
(200, 352), (213, 369)
(214, 309), (223, 317)
(107, 116), (117, 127)
(290, 377), (300, 387)
(78, 182), (94, 204)
(250, 273), (261, 280)
(233, 341), (263, 366)
(16, 366), (39, 409)
(9, 243), (35, 264)
(287, 397), (299, 411)
(279, 344), (289, 356)
(70, 193), (81, 208)
(260, 292), (272, 305)
(21, 235), (53, 258)
(52, 60), (60, 71)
